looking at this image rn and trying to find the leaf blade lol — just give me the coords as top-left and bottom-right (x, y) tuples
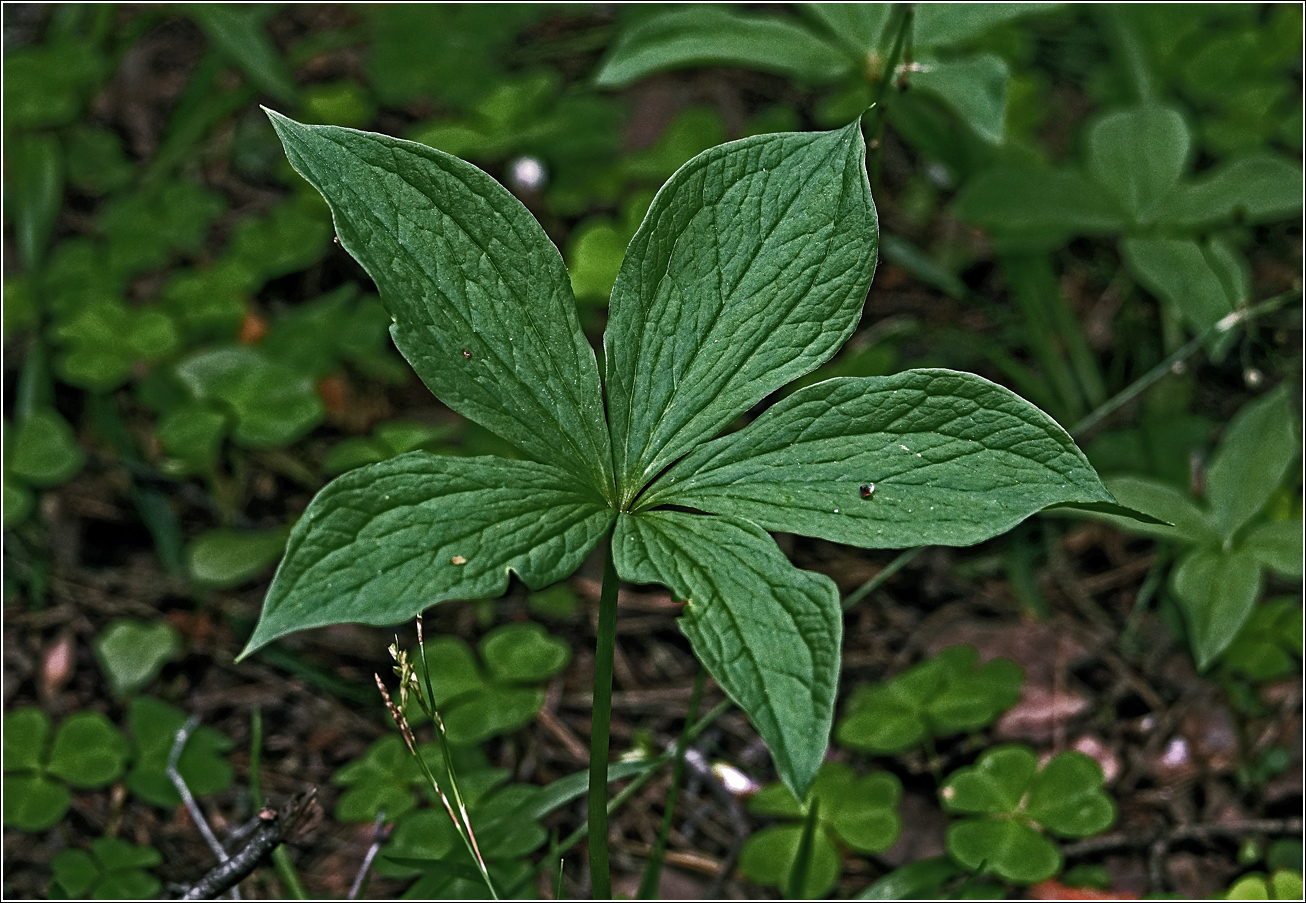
(604, 121), (878, 503)
(240, 453), (615, 656)
(613, 510), (841, 796)
(644, 370), (1115, 549)
(265, 111), (613, 496)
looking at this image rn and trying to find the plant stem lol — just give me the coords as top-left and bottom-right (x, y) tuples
(843, 545), (925, 609)
(636, 667), (706, 899)
(867, 3), (914, 187)
(1070, 290), (1298, 439)
(588, 542), (621, 899)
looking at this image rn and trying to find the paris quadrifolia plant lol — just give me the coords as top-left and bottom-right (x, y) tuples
(240, 107), (1140, 896)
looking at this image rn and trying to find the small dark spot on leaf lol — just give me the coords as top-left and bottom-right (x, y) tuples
(332, 236), (340, 245)
(860, 483), (875, 499)
(462, 350), (472, 359)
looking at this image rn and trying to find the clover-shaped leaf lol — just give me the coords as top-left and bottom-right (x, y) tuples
(414, 626), (568, 745)
(125, 696), (234, 808)
(50, 837), (162, 900)
(837, 645), (1023, 754)
(2, 708), (129, 832)
(332, 734), (506, 824)
(244, 113), (1118, 797)
(941, 745), (1116, 884)
(742, 762), (902, 897)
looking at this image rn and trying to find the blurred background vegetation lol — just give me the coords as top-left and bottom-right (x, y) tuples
(3, 3), (1301, 899)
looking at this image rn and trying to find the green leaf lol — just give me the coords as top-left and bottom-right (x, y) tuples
(175, 347), (323, 448)
(442, 685), (546, 745)
(912, 3), (1063, 49)
(1122, 237), (1248, 337)
(595, 6), (853, 88)
(802, 4), (893, 61)
(91, 836), (163, 872)
(375, 809), (459, 878)
(858, 856), (965, 900)
(3, 707), (51, 773)
(185, 4), (298, 104)
(1205, 387), (1298, 541)
(92, 618), (183, 696)
(946, 818), (1061, 884)
(952, 166), (1126, 237)
(2, 774), (70, 831)
(838, 646), (1023, 754)
(8, 408), (84, 488)
(1220, 597), (1303, 681)
(738, 823), (842, 899)
(1160, 153), (1304, 228)
(1087, 105), (1191, 226)
(613, 510), (840, 796)
(4, 132), (64, 271)
(645, 370), (1115, 549)
(125, 696), (234, 808)
(264, 110), (613, 497)
(1173, 547), (1264, 670)
(1241, 521), (1304, 578)
(605, 120), (878, 503)
(241, 453), (614, 656)
(912, 54), (1009, 144)
(51, 849), (98, 898)
(46, 712), (130, 788)
(1025, 751), (1115, 838)
(941, 745), (1038, 815)
(1099, 475), (1218, 544)
(479, 623), (571, 684)
(187, 528), (290, 589)
(830, 771), (903, 854)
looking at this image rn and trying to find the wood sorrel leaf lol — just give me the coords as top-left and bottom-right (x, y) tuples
(264, 110), (613, 498)
(642, 370), (1116, 548)
(613, 510), (840, 795)
(604, 120), (877, 505)
(239, 454), (614, 655)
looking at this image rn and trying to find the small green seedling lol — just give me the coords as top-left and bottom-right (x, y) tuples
(50, 837), (162, 900)
(93, 618), (182, 697)
(1224, 870), (1306, 901)
(940, 744), (1116, 884)
(741, 762), (902, 898)
(332, 735), (507, 825)
(2, 708), (129, 831)
(1092, 387), (1302, 669)
(245, 111), (1127, 895)
(836, 645), (1023, 754)
(125, 696), (234, 808)
(416, 623), (571, 745)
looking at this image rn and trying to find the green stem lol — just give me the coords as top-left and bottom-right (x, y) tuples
(1070, 291), (1297, 439)
(250, 707), (307, 899)
(843, 546), (925, 609)
(636, 668), (706, 899)
(867, 3), (914, 187)
(588, 542), (621, 899)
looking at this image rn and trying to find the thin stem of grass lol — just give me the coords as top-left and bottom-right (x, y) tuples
(588, 542), (621, 899)
(867, 3), (914, 187)
(249, 709), (308, 899)
(1070, 291), (1298, 439)
(843, 545), (925, 609)
(636, 667), (706, 899)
